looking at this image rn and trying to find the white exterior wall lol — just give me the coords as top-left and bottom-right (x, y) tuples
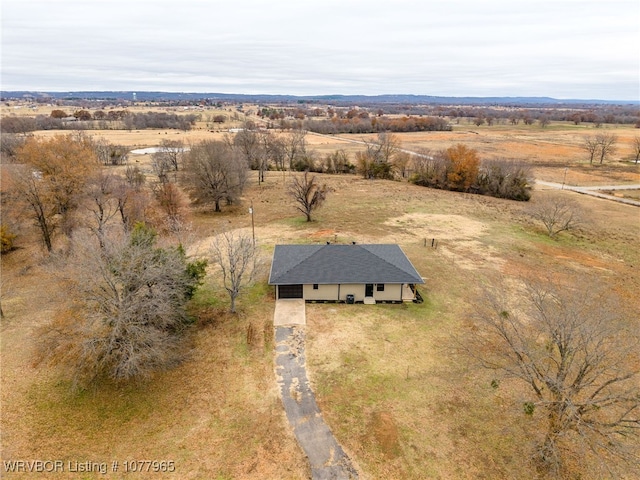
(303, 284), (340, 301)
(372, 284), (403, 302)
(338, 284), (366, 302)
(296, 283), (407, 302)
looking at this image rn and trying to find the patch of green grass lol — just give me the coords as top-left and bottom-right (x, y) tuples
(277, 215), (312, 228)
(189, 278), (223, 310)
(243, 280), (271, 304)
(25, 377), (167, 456)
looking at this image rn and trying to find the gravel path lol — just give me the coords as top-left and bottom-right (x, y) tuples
(275, 325), (358, 480)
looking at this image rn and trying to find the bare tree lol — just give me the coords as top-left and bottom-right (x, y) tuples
(35, 225), (207, 386)
(209, 231), (259, 314)
(393, 151), (412, 179)
(157, 139), (185, 171)
(288, 171), (329, 222)
(112, 180), (154, 232)
(357, 132), (400, 179)
(184, 140), (248, 212)
(266, 135), (286, 171)
(283, 128), (307, 171)
(125, 165), (145, 190)
(153, 182), (189, 227)
(0, 133), (27, 163)
(467, 281), (639, 477)
(256, 130), (275, 183)
(365, 131), (400, 164)
(324, 149), (353, 174)
(233, 126), (266, 184)
(410, 148), (449, 189)
(151, 151), (173, 185)
(583, 133), (617, 165)
(151, 140), (185, 184)
(633, 137), (640, 164)
(528, 197), (581, 238)
(582, 135), (600, 165)
(85, 171), (119, 248)
(93, 139), (128, 166)
(595, 133), (617, 164)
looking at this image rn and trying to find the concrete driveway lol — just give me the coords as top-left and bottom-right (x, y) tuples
(274, 299), (306, 326)
(275, 325), (358, 479)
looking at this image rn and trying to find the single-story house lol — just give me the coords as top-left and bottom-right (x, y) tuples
(268, 243), (424, 303)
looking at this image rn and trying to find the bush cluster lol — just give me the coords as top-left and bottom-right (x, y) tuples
(410, 145), (532, 201)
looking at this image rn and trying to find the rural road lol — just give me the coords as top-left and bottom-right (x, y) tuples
(275, 325), (358, 480)
(535, 181), (640, 206)
(310, 131), (640, 207)
(307, 132), (640, 207)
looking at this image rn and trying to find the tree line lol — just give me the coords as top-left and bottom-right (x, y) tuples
(288, 115), (451, 134)
(255, 101), (640, 127)
(0, 110), (200, 134)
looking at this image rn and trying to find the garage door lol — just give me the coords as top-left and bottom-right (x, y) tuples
(278, 284), (303, 299)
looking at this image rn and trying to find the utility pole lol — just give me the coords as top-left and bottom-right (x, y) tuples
(249, 200), (255, 247)
(562, 167), (568, 190)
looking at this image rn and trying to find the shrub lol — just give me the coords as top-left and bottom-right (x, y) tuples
(477, 159), (532, 201)
(1, 224), (16, 253)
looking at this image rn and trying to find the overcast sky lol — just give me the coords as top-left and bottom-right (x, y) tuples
(1, 0), (639, 100)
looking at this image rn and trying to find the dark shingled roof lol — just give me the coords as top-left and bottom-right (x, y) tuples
(268, 244), (424, 285)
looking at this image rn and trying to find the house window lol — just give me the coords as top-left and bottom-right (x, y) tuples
(376, 284), (385, 292)
(313, 284), (319, 290)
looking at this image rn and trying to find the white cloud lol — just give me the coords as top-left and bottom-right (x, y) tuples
(1, 0), (638, 99)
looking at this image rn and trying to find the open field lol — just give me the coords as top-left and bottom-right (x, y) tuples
(1, 118), (640, 478)
(11, 102), (640, 193)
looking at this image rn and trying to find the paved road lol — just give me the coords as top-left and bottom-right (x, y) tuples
(275, 325), (358, 480)
(536, 181), (640, 206)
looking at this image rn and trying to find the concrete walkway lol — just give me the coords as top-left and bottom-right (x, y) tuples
(274, 299), (306, 326)
(275, 323), (358, 480)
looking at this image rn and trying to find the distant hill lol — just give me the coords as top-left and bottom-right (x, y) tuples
(1, 91), (637, 106)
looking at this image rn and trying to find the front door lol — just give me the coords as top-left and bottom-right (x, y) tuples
(365, 284), (374, 297)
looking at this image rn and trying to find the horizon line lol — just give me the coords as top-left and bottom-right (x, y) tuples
(2, 90), (639, 104)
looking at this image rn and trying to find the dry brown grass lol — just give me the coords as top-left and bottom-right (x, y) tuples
(2, 118), (639, 478)
(1, 246), (309, 479)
